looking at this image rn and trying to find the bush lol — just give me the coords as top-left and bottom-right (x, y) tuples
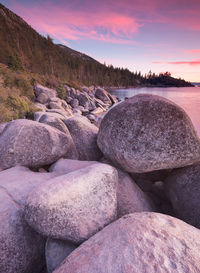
(0, 103), (13, 122)
(8, 53), (24, 71)
(57, 84), (66, 100)
(4, 73), (34, 99)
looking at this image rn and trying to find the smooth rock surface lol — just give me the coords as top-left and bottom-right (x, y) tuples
(54, 212), (200, 273)
(39, 114), (70, 134)
(46, 108), (72, 119)
(49, 158), (96, 175)
(34, 102), (47, 112)
(0, 119), (74, 169)
(95, 87), (112, 105)
(46, 238), (76, 273)
(34, 84), (57, 104)
(35, 111), (66, 121)
(117, 170), (155, 217)
(0, 166), (55, 205)
(98, 94), (200, 173)
(165, 163), (200, 228)
(64, 116), (102, 161)
(25, 163), (118, 244)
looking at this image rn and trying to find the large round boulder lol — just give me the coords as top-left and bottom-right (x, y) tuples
(165, 163), (200, 228)
(97, 94), (200, 173)
(24, 163), (118, 244)
(54, 212), (200, 273)
(0, 119), (76, 169)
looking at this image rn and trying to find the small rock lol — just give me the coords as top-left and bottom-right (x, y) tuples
(91, 107), (104, 115)
(34, 84), (57, 104)
(49, 102), (64, 111)
(34, 102), (47, 112)
(70, 99), (79, 108)
(95, 88), (112, 105)
(86, 114), (96, 123)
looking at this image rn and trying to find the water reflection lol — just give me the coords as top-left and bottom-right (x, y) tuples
(111, 87), (200, 136)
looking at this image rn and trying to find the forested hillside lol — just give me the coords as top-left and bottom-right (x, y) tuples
(0, 3), (146, 87)
(0, 3), (192, 88)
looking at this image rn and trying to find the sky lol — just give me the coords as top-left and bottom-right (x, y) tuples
(1, 0), (200, 82)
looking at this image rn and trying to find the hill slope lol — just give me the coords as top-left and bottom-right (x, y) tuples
(0, 3), (145, 86)
(0, 3), (192, 88)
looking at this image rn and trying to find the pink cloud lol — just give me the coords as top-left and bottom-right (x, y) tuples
(104, 0), (200, 31)
(8, 0), (200, 48)
(186, 49), (200, 54)
(168, 60), (200, 66)
(152, 61), (163, 64)
(11, 2), (141, 44)
(153, 59), (200, 66)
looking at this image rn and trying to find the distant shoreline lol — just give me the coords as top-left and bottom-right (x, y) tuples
(106, 84), (195, 92)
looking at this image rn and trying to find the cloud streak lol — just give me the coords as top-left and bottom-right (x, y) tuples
(153, 59), (200, 66)
(10, 1), (141, 44)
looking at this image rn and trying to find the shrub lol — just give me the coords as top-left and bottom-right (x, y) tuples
(8, 53), (24, 71)
(57, 84), (67, 100)
(0, 103), (13, 122)
(4, 73), (34, 99)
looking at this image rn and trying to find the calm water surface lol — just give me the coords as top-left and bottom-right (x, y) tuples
(111, 86), (200, 136)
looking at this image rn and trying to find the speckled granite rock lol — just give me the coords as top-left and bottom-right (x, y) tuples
(95, 88), (112, 105)
(54, 212), (200, 273)
(64, 115), (102, 161)
(0, 119), (75, 170)
(39, 114), (70, 134)
(34, 84), (57, 104)
(0, 166), (54, 273)
(165, 163), (200, 228)
(24, 163), (118, 244)
(98, 94), (200, 173)
(46, 238), (77, 273)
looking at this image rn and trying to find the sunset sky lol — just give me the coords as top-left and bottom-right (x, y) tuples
(2, 0), (200, 82)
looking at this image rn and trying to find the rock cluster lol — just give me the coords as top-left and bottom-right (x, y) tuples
(34, 84), (118, 126)
(1, 91), (200, 273)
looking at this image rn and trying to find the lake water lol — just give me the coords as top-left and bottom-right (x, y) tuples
(111, 86), (200, 136)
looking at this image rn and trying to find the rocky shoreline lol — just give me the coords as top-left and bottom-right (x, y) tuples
(0, 87), (200, 273)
